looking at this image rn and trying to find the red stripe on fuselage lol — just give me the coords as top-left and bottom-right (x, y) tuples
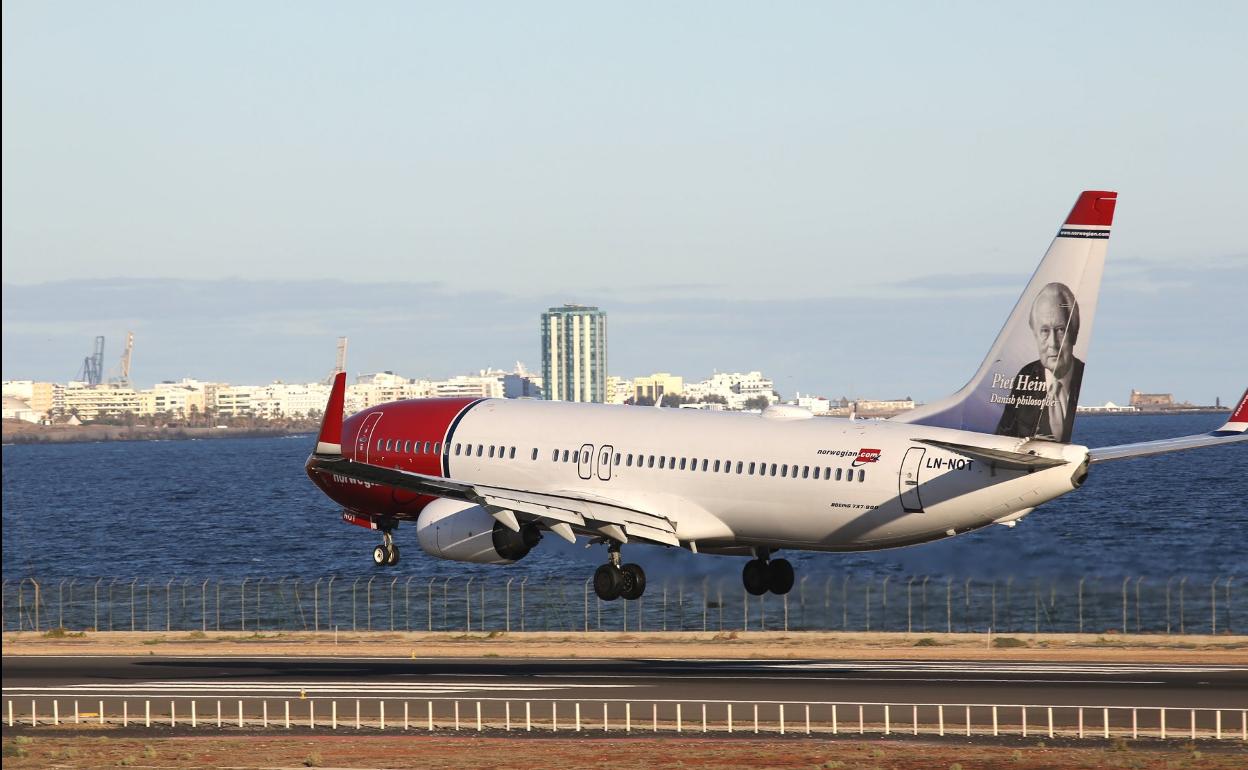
(310, 398), (482, 519)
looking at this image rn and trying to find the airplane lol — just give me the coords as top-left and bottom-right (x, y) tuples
(305, 190), (1247, 601)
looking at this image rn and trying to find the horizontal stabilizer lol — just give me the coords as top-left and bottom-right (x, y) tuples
(1090, 431), (1248, 463)
(914, 438), (1069, 471)
(1090, 387), (1248, 463)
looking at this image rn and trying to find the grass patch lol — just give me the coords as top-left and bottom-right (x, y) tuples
(303, 751), (323, 767)
(42, 627), (87, 638)
(992, 636), (1028, 648)
(914, 637), (942, 647)
(141, 637), (164, 646)
(186, 630), (207, 639)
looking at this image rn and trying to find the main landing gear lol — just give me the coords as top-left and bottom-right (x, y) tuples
(372, 528), (400, 567)
(592, 542), (646, 601)
(742, 550), (794, 596)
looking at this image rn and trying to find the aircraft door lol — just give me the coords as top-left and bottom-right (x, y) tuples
(577, 443), (594, 480)
(597, 445), (614, 481)
(356, 412), (383, 462)
(899, 447), (926, 513)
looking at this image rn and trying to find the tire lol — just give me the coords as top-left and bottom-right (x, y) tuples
(386, 544), (400, 566)
(620, 563), (647, 600)
(767, 558), (795, 595)
(593, 564), (624, 601)
(742, 559), (769, 596)
(372, 545), (388, 566)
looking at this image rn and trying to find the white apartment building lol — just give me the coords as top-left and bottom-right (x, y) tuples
(684, 371), (779, 410)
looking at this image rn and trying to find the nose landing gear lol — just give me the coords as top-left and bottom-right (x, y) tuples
(592, 542), (647, 601)
(742, 551), (793, 595)
(372, 528), (400, 567)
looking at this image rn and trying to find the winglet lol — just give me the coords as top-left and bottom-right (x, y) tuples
(1216, 388), (1248, 434)
(315, 371), (347, 455)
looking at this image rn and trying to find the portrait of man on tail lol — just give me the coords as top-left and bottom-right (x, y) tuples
(994, 282), (1085, 443)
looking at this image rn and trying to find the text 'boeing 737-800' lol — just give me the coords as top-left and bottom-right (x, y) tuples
(305, 191), (1247, 601)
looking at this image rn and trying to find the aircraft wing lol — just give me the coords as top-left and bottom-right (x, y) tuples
(1088, 388), (1248, 464)
(307, 452), (680, 547)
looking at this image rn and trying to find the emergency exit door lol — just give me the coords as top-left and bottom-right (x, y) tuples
(899, 447), (926, 513)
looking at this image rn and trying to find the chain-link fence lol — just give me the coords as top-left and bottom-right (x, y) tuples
(2, 574), (1240, 635)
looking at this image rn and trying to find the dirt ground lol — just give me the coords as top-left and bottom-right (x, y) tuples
(4, 629), (1246, 663)
(2, 732), (1242, 769)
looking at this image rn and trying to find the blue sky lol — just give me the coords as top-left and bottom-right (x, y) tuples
(3, 2), (1245, 403)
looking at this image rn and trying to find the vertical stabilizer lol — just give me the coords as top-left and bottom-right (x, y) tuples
(893, 191), (1117, 443)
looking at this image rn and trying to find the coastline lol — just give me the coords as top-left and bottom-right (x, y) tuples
(2, 419), (312, 445)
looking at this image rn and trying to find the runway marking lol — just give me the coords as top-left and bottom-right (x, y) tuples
(2, 681), (644, 697)
(531, 673), (1167, 685)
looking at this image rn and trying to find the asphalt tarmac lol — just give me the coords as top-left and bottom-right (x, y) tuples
(4, 655), (1245, 730)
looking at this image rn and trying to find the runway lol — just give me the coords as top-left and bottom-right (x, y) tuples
(5, 655), (1245, 709)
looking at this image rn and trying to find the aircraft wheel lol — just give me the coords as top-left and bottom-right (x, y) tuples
(767, 558), (795, 595)
(386, 544), (400, 566)
(372, 544), (389, 566)
(593, 564), (624, 601)
(620, 563), (646, 600)
(742, 559), (769, 596)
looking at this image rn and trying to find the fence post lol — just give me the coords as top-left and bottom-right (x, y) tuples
(1122, 576), (1130, 633)
(1211, 576), (1220, 634)
(464, 577), (473, 631)
(506, 577), (514, 632)
(1179, 577), (1187, 633)
(1078, 577), (1085, 633)
(907, 577), (914, 633)
(240, 578), (249, 631)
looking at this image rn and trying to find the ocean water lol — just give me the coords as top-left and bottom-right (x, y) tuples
(2, 413), (1245, 584)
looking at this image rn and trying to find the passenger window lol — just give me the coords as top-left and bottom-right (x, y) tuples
(780, 464), (788, 478)
(659, 456), (666, 469)
(562, 450), (570, 462)
(825, 467), (832, 480)
(510, 447), (517, 460)
(835, 468), (843, 481)
(582, 450), (590, 463)
(376, 439), (383, 451)
(489, 446), (496, 458)
(532, 448), (539, 461)
(551, 449), (558, 462)
(713, 460), (721, 472)
(735, 461), (743, 474)
(646, 455), (653, 468)
(748, 462), (756, 475)
(858, 469), (865, 482)
(434, 442), (442, 455)
(384, 439), (392, 451)
(614, 453), (621, 465)
(679, 458), (687, 470)
(476, 445), (484, 457)
(770, 463), (777, 476)
(802, 466), (810, 479)
(421, 441), (429, 454)
(454, 443), (461, 455)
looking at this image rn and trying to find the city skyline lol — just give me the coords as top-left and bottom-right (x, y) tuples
(1, 267), (1243, 407)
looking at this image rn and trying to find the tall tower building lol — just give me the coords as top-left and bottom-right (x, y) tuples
(541, 304), (607, 402)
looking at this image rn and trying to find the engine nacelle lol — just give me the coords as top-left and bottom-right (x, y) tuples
(415, 499), (541, 564)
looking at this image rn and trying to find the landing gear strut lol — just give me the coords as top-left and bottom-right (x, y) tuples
(593, 542), (646, 601)
(372, 528), (400, 567)
(742, 550), (793, 595)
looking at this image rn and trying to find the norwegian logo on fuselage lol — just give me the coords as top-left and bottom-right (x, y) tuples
(852, 448), (882, 467)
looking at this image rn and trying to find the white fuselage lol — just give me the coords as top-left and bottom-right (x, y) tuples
(418, 399), (1087, 554)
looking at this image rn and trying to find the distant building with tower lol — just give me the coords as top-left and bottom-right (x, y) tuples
(541, 304), (607, 403)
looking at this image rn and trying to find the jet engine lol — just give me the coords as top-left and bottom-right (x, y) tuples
(415, 499), (541, 564)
